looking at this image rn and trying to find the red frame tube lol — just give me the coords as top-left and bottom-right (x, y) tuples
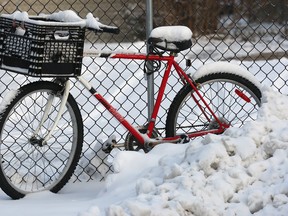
(94, 92), (146, 144)
(86, 52), (226, 145)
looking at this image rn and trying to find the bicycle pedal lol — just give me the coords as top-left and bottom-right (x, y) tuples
(102, 135), (117, 154)
(179, 134), (190, 144)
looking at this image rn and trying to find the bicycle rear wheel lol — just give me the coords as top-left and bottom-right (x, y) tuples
(166, 73), (262, 137)
(0, 81), (83, 199)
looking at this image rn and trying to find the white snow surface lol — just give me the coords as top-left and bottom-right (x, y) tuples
(149, 26), (193, 42)
(1, 87), (288, 216)
(193, 61), (262, 90)
(1, 10), (104, 30)
(44, 10), (83, 22)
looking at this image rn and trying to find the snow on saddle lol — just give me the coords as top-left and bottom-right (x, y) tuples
(148, 26), (193, 53)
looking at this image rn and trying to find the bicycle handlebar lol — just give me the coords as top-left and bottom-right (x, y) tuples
(87, 25), (120, 34)
(2, 11), (120, 35)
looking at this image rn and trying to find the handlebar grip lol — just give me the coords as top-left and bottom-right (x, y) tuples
(100, 26), (120, 34)
(87, 26), (120, 34)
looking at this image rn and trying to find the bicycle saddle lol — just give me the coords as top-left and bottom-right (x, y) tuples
(148, 26), (192, 52)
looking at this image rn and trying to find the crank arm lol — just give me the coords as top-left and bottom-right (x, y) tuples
(146, 134), (189, 148)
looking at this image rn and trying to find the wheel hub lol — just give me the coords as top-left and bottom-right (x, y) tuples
(29, 136), (46, 147)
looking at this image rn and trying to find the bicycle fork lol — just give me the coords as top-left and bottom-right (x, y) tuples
(31, 80), (70, 146)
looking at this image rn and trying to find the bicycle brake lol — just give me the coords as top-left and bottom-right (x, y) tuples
(102, 135), (117, 154)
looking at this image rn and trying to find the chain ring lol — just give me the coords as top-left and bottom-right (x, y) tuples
(124, 127), (158, 153)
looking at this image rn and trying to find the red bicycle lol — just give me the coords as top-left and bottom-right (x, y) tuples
(0, 11), (261, 199)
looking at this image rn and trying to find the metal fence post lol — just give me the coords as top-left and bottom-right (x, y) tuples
(146, 0), (154, 120)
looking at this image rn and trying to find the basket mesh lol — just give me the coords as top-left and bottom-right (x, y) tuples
(0, 17), (85, 77)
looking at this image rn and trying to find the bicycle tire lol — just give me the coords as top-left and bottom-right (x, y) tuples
(165, 73), (262, 138)
(0, 81), (83, 199)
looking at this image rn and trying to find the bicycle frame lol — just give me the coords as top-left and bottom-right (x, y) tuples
(0, 12), (265, 200)
(77, 51), (229, 148)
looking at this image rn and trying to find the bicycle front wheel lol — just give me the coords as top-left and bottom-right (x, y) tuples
(0, 81), (83, 199)
(166, 73), (262, 138)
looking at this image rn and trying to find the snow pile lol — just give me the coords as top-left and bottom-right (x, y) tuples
(44, 10), (101, 30)
(193, 61), (262, 90)
(1, 10), (106, 31)
(44, 10), (83, 23)
(76, 138), (112, 181)
(81, 87), (288, 216)
(2, 11), (29, 21)
(149, 26), (192, 42)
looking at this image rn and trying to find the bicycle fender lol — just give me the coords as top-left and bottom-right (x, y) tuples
(192, 61), (261, 90)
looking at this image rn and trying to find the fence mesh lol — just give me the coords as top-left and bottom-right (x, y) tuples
(0, 0), (287, 181)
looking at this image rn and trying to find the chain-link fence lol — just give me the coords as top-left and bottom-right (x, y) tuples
(0, 0), (287, 181)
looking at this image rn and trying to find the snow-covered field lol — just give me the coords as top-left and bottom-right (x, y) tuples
(0, 49), (288, 216)
(0, 52), (288, 216)
(0, 84), (288, 216)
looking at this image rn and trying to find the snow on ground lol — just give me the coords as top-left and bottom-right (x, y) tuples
(0, 86), (287, 216)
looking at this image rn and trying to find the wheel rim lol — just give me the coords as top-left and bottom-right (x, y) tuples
(0, 89), (78, 194)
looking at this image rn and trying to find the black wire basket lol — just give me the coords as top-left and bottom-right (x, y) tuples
(0, 15), (85, 77)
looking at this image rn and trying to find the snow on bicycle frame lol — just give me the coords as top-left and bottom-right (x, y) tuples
(0, 10), (119, 77)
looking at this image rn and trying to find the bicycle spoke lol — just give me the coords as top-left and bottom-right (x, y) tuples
(166, 73), (261, 138)
(0, 81), (83, 198)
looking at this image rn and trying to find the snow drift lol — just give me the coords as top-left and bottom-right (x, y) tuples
(80, 87), (288, 216)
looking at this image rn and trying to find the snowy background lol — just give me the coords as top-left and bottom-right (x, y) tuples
(0, 47), (288, 215)
(0, 11), (288, 215)
(0, 81), (287, 216)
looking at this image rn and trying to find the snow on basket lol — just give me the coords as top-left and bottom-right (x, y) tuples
(0, 10), (106, 77)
